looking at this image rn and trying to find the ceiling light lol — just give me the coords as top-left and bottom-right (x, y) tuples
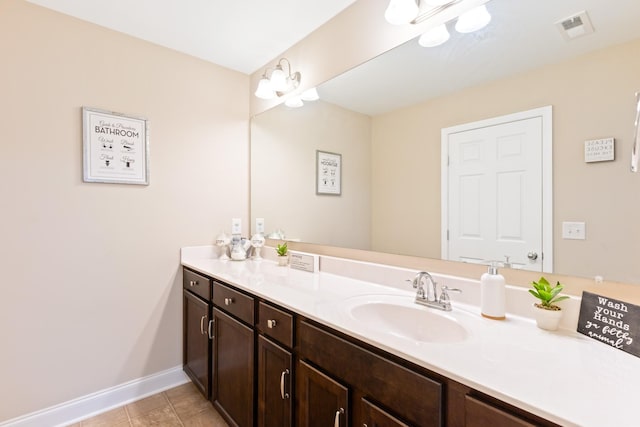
(418, 24), (450, 47)
(285, 96), (304, 108)
(254, 58), (301, 99)
(300, 87), (319, 101)
(455, 4), (491, 33)
(385, 0), (419, 25)
(254, 75), (276, 100)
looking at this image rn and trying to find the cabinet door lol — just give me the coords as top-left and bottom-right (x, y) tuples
(211, 308), (254, 427)
(257, 335), (293, 427)
(183, 290), (210, 398)
(297, 360), (349, 427)
(362, 398), (411, 427)
(465, 396), (536, 427)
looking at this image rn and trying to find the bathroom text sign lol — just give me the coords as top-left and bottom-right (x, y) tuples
(577, 291), (640, 358)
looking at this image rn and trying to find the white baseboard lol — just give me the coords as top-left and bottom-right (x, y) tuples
(0, 366), (189, 427)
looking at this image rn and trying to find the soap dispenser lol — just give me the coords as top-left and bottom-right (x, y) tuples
(481, 262), (506, 320)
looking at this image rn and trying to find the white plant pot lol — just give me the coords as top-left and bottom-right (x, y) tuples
(532, 304), (563, 331)
(278, 255), (288, 266)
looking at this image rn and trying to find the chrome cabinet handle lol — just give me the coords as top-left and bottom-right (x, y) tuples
(280, 369), (290, 399)
(267, 319), (277, 329)
(224, 297), (234, 306)
(208, 319), (214, 339)
(199, 315), (206, 335)
(190, 280), (198, 287)
(334, 408), (344, 427)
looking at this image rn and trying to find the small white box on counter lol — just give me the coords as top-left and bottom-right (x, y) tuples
(289, 251), (319, 273)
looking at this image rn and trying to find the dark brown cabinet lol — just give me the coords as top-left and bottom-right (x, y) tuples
(297, 360), (349, 427)
(182, 267), (558, 427)
(362, 398), (411, 427)
(211, 282), (255, 427)
(257, 335), (293, 427)
(464, 395), (537, 427)
(182, 269), (212, 399)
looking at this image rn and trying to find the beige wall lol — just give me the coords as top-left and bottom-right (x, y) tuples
(372, 38), (640, 284)
(251, 101), (371, 248)
(0, 1), (248, 422)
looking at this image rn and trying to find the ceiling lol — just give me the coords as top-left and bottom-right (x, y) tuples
(25, 0), (358, 74)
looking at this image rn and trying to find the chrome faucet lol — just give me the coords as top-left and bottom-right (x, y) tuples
(409, 271), (461, 311)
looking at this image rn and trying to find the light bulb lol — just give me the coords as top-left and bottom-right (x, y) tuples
(300, 87), (319, 101)
(384, 0), (419, 25)
(285, 96), (304, 108)
(455, 4), (491, 34)
(254, 77), (275, 100)
(269, 66), (288, 92)
(418, 24), (450, 47)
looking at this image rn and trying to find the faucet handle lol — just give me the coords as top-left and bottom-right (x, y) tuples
(440, 286), (462, 300)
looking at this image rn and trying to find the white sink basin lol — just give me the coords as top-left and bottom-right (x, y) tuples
(345, 295), (469, 343)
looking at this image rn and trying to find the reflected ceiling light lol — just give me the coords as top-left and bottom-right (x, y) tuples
(385, 0), (419, 25)
(300, 87), (319, 101)
(285, 96), (304, 108)
(254, 57), (301, 100)
(455, 4), (491, 33)
(418, 24), (450, 47)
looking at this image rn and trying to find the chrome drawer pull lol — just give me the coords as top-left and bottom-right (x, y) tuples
(208, 319), (214, 339)
(190, 280), (198, 287)
(267, 319), (277, 329)
(280, 369), (290, 399)
(199, 315), (206, 335)
(224, 297), (234, 306)
(334, 408), (344, 427)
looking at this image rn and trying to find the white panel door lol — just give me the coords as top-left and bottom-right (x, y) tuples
(446, 116), (543, 271)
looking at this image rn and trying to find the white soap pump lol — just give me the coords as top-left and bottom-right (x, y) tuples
(481, 262), (506, 320)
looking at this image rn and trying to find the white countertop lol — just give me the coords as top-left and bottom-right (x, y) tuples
(181, 247), (640, 427)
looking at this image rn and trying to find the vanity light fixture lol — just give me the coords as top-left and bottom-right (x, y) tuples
(384, 0), (492, 48)
(254, 57), (301, 100)
(284, 87), (320, 108)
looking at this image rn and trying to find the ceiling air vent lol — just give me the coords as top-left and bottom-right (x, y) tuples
(555, 10), (594, 41)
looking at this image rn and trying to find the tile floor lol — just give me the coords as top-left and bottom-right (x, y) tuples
(66, 382), (229, 427)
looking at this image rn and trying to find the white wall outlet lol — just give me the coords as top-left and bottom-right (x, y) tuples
(562, 221), (586, 240)
(255, 218), (265, 234)
(231, 218), (242, 235)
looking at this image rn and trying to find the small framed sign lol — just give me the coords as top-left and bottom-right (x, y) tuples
(577, 291), (640, 358)
(316, 150), (341, 195)
(584, 137), (614, 163)
(83, 107), (149, 185)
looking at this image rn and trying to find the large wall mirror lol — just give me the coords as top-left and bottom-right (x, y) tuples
(251, 0), (640, 285)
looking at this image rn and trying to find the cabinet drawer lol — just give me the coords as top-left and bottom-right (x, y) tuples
(183, 269), (211, 301)
(257, 301), (293, 348)
(213, 281), (254, 325)
(465, 396), (536, 427)
(298, 320), (442, 427)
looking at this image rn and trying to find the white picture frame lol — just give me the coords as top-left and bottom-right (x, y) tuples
(82, 107), (149, 185)
(316, 150), (341, 195)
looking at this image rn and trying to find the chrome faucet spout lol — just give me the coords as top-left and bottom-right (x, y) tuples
(409, 271), (462, 311)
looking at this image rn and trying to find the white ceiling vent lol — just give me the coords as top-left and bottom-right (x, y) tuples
(555, 10), (595, 41)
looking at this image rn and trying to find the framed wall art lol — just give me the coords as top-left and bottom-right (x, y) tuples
(82, 107), (149, 185)
(316, 150), (341, 195)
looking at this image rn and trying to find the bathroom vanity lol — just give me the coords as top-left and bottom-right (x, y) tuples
(181, 246), (639, 427)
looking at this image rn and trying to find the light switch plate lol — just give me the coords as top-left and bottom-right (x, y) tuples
(255, 218), (265, 234)
(562, 221), (586, 240)
(231, 218), (241, 234)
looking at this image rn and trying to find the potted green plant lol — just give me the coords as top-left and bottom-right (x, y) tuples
(529, 277), (569, 331)
(276, 242), (288, 266)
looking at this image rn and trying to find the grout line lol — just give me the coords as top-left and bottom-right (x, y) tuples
(162, 391), (185, 427)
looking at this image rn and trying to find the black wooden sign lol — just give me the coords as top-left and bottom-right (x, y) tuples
(577, 291), (640, 358)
